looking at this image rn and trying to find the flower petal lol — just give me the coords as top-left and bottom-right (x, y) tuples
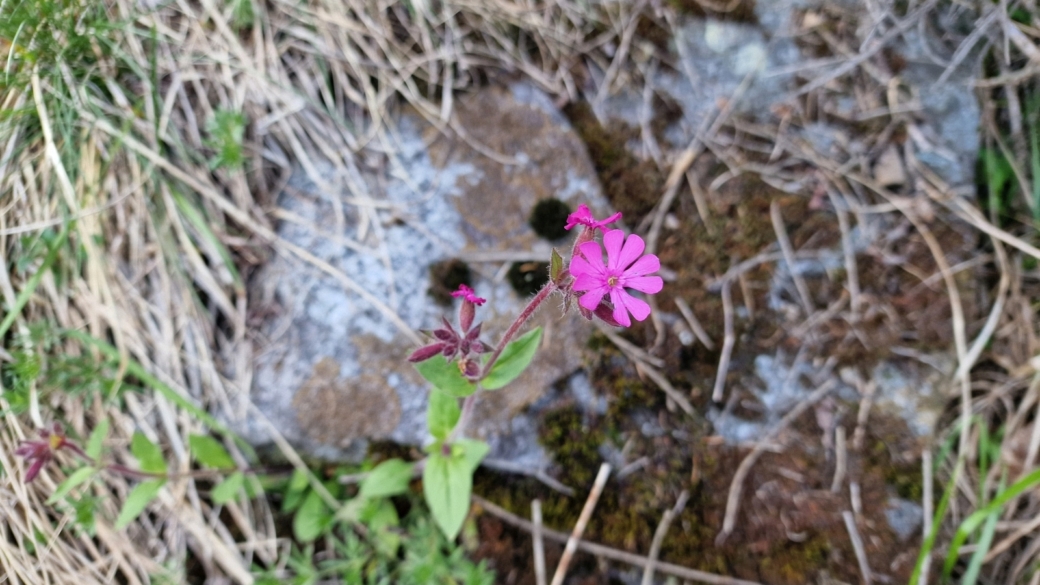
(602, 230), (625, 271)
(622, 275), (663, 294)
(576, 242), (606, 270)
(579, 287), (608, 312)
(608, 289), (632, 327)
(568, 254), (598, 280)
(573, 274), (605, 292)
(25, 457), (46, 483)
(565, 204), (594, 230)
(623, 254), (660, 277)
(616, 289), (651, 322)
(615, 233), (646, 271)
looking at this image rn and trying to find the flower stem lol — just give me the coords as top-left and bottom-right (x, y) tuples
(450, 282), (556, 443)
(479, 282), (556, 380)
(449, 394), (478, 443)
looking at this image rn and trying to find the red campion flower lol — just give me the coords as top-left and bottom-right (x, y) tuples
(14, 423), (87, 483)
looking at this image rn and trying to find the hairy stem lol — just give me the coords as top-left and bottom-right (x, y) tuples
(479, 281), (556, 379)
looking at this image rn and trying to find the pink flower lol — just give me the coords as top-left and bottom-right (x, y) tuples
(15, 423), (87, 483)
(569, 229), (663, 327)
(564, 204), (622, 232)
(450, 284), (486, 306)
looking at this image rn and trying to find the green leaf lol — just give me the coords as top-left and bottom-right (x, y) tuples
(550, 248), (564, 283)
(211, 471), (245, 505)
(293, 490), (331, 543)
(333, 496), (368, 524)
(115, 479), (165, 529)
(189, 434), (235, 470)
(423, 450), (474, 541)
(414, 354), (476, 397)
(72, 496), (97, 535)
(360, 459), (415, 499)
(456, 439), (490, 474)
(427, 389), (461, 441)
(282, 468), (310, 513)
(85, 419), (109, 460)
(47, 467), (96, 504)
(130, 432), (167, 475)
(364, 499), (402, 557)
(482, 327), (542, 390)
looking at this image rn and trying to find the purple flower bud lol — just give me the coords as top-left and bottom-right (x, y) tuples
(408, 343), (446, 363)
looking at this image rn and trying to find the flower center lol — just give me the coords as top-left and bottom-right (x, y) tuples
(49, 434), (63, 450)
(607, 275), (619, 287)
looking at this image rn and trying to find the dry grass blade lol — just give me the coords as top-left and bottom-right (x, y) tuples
(550, 463), (611, 585)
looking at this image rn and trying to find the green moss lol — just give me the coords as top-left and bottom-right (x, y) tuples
(507, 261), (549, 297)
(528, 198), (571, 241)
(428, 258), (471, 306)
(666, 0), (758, 23)
(539, 406), (604, 488)
(562, 101), (663, 224)
(758, 535), (831, 585)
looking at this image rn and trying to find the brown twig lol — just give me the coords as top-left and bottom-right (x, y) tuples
(641, 490), (690, 585)
(481, 458), (576, 497)
(843, 511), (875, 585)
(532, 499), (547, 585)
(712, 281), (735, 403)
(675, 297), (715, 350)
(769, 199), (814, 317)
(550, 463), (611, 585)
(831, 426), (847, 493)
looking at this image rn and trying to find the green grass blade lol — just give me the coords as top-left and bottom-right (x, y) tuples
(0, 226), (69, 340)
(910, 459), (960, 585)
(943, 467), (1040, 578)
(962, 474), (1006, 585)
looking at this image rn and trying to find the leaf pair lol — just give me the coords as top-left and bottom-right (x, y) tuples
(413, 327), (543, 396)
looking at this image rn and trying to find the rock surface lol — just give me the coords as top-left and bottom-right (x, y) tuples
(242, 83), (612, 465)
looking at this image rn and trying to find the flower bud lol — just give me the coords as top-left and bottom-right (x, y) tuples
(408, 343), (446, 363)
(459, 299), (475, 332)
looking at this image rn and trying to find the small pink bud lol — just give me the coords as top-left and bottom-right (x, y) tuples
(408, 343), (446, 363)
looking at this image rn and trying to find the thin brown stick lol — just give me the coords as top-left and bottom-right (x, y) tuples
(675, 297), (715, 350)
(532, 499), (547, 585)
(481, 458), (576, 497)
(474, 496), (764, 585)
(550, 463), (611, 585)
(641, 490), (690, 585)
(769, 199), (814, 317)
(717, 380), (836, 543)
(843, 510), (874, 585)
(827, 188), (861, 314)
(831, 426), (847, 493)
(712, 281), (735, 403)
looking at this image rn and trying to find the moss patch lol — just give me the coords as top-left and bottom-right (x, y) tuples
(528, 198), (572, 241)
(668, 0), (758, 23)
(507, 261), (549, 297)
(428, 258), (472, 306)
(563, 101), (663, 225)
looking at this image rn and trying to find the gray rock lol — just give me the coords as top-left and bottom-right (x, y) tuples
(885, 496), (925, 542)
(242, 82), (613, 465)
